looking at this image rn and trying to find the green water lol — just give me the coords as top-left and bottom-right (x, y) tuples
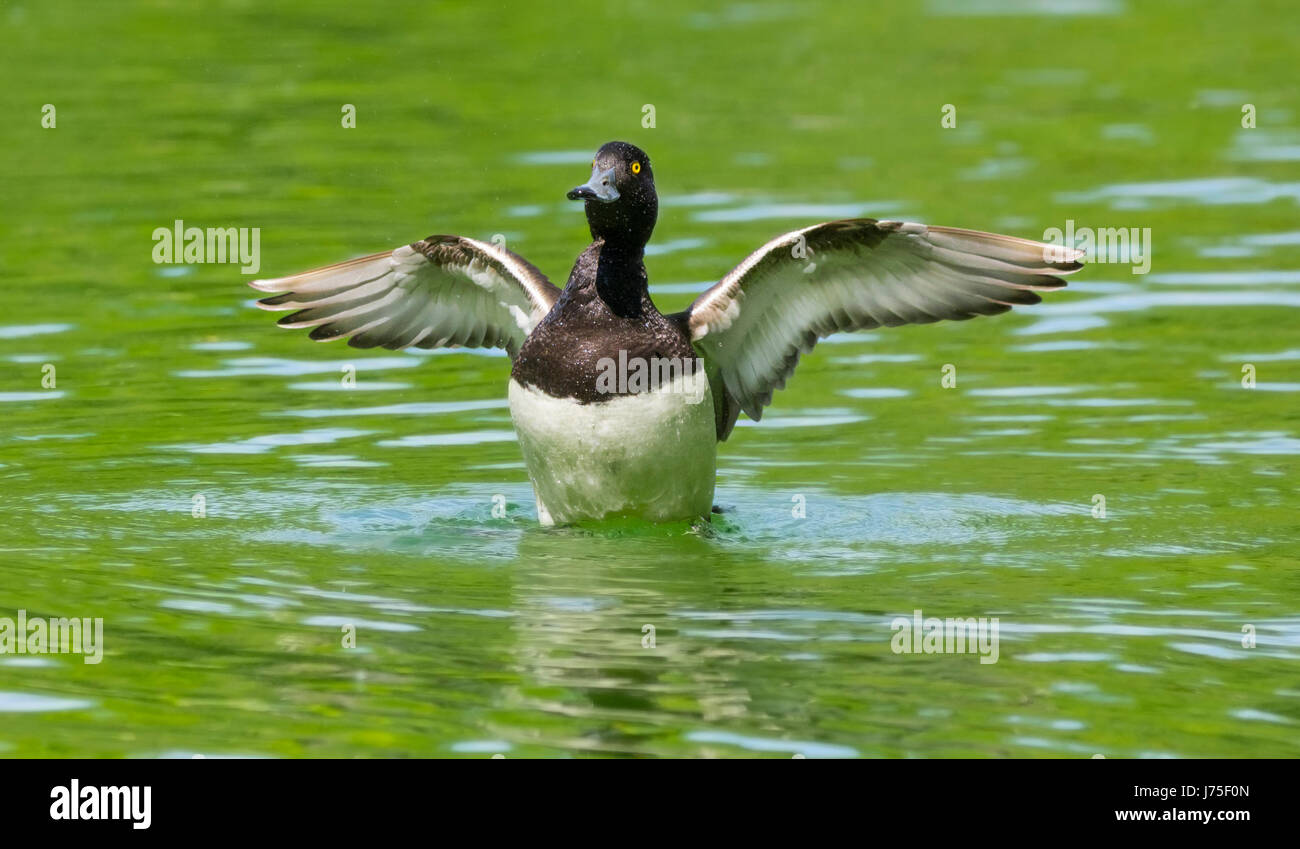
(1, 0), (1297, 757)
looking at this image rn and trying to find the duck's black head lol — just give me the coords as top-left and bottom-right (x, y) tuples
(566, 141), (657, 249)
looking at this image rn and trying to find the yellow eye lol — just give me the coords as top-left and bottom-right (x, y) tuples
(631, 161), (641, 174)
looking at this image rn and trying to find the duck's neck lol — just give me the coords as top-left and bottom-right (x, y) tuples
(593, 239), (650, 319)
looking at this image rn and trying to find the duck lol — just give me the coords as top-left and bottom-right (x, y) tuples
(251, 140), (1083, 525)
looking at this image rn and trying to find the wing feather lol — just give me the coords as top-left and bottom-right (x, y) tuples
(251, 236), (560, 357)
(685, 219), (1082, 437)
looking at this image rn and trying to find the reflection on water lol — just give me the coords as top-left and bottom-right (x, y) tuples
(176, 356), (422, 378)
(0, 391), (66, 402)
(376, 430), (517, 447)
(0, 692), (96, 713)
(927, 0), (1123, 15)
(169, 428), (374, 455)
(1058, 177), (1300, 208)
(645, 237), (710, 257)
(692, 202), (898, 222)
(512, 150), (594, 165)
(0, 323), (73, 339)
(1229, 130), (1300, 163)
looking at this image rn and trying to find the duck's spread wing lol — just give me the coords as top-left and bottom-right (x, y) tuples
(682, 219), (1083, 439)
(250, 236), (560, 357)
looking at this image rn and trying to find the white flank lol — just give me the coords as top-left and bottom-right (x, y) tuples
(508, 371), (716, 525)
